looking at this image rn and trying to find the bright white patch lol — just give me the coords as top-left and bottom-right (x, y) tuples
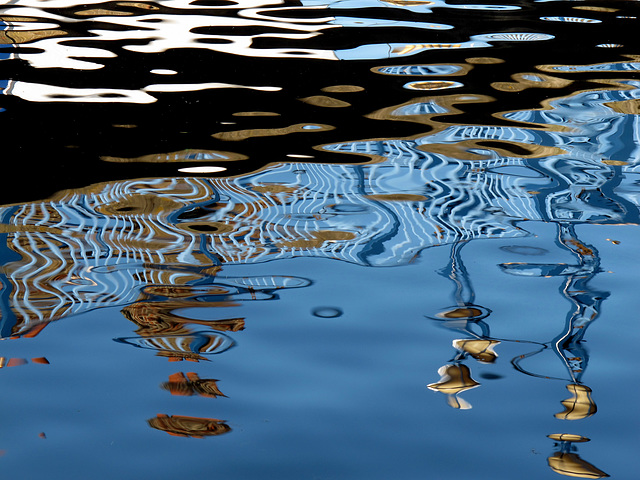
(144, 82), (281, 93)
(178, 166), (227, 174)
(150, 69), (178, 75)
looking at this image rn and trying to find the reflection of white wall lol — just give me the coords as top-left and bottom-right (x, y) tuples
(0, 0), (527, 72)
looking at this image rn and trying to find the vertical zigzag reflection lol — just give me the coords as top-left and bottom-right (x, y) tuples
(3, 79), (640, 339)
(0, 149), (538, 336)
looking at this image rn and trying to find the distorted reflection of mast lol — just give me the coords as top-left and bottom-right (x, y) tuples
(500, 223), (608, 478)
(504, 223), (606, 418)
(427, 240), (492, 409)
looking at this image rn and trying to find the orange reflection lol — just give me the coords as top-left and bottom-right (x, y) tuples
(162, 372), (226, 398)
(148, 414), (231, 438)
(122, 301), (245, 336)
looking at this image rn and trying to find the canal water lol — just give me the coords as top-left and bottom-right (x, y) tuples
(0, 0), (638, 478)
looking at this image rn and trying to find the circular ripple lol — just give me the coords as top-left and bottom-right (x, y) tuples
(312, 306), (343, 318)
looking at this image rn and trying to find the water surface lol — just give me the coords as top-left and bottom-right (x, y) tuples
(0, 0), (638, 478)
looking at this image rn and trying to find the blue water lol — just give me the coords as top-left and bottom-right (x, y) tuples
(0, 0), (639, 478)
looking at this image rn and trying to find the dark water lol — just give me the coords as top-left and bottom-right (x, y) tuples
(0, 0), (639, 478)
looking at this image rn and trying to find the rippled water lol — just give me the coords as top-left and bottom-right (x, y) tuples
(0, 0), (639, 478)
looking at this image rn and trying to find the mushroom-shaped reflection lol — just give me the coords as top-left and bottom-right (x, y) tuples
(427, 363), (480, 409)
(555, 384), (597, 420)
(547, 433), (609, 478)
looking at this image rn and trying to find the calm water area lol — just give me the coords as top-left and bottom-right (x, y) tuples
(0, 0), (639, 478)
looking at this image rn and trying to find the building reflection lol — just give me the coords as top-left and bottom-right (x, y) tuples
(0, 61), (638, 458)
